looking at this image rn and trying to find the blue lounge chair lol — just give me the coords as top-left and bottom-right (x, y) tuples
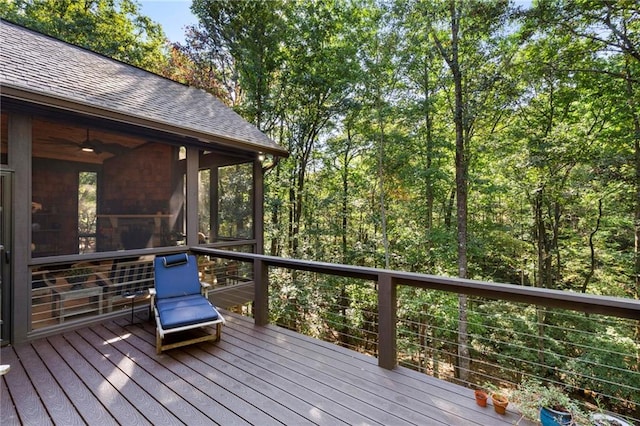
(151, 253), (225, 354)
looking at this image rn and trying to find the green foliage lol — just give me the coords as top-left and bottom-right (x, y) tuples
(511, 378), (590, 424)
(78, 171), (97, 238)
(21, 0), (638, 417)
(188, 0), (640, 418)
(218, 164), (253, 239)
(564, 326), (640, 403)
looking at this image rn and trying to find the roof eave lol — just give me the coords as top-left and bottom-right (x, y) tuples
(0, 84), (289, 158)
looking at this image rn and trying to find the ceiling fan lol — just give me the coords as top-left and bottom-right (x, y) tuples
(48, 129), (129, 156)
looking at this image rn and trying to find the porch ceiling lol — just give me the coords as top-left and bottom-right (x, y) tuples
(32, 118), (149, 165)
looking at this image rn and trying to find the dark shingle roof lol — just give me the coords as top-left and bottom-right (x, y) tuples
(0, 20), (287, 156)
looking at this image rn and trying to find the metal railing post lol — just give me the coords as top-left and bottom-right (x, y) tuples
(378, 273), (397, 369)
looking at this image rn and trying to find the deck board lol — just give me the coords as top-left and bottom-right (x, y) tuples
(220, 327), (426, 425)
(1, 347), (52, 426)
(102, 324), (278, 425)
(76, 326), (214, 425)
(0, 372), (18, 424)
(13, 343), (85, 426)
(228, 319), (506, 425)
(224, 320), (472, 425)
(47, 334), (150, 425)
(1, 312), (528, 425)
(114, 320), (329, 425)
(89, 324), (222, 422)
(29, 339), (117, 426)
(63, 331), (182, 425)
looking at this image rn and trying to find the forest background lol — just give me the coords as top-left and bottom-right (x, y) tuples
(2, 0), (639, 417)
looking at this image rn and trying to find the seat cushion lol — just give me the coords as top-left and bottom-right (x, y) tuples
(156, 295), (220, 330)
(156, 294), (204, 310)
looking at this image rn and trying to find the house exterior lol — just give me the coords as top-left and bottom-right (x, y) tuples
(0, 20), (287, 344)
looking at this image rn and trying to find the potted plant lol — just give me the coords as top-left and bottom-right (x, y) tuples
(491, 391), (509, 415)
(66, 267), (93, 290)
(591, 413), (633, 426)
(511, 379), (589, 426)
(591, 413), (631, 426)
(483, 382), (509, 414)
(474, 389), (488, 407)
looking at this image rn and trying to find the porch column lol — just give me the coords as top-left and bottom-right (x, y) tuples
(8, 113), (32, 344)
(253, 159), (264, 255)
(210, 166), (218, 242)
(185, 146), (199, 246)
(253, 159), (267, 325)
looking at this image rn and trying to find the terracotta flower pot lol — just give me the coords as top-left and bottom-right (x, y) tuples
(492, 393), (509, 415)
(474, 390), (488, 407)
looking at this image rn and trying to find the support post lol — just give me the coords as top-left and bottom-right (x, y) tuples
(378, 272), (397, 369)
(254, 258), (269, 326)
(8, 113), (32, 344)
(210, 166), (218, 242)
(253, 159), (264, 255)
(185, 146), (199, 246)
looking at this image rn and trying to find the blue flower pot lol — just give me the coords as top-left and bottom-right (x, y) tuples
(540, 406), (572, 426)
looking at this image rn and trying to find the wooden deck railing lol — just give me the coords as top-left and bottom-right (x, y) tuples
(191, 247), (640, 370)
(192, 247), (640, 422)
(25, 246), (639, 421)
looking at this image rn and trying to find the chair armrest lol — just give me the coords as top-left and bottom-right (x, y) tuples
(200, 281), (211, 298)
(32, 270), (56, 297)
(149, 288), (156, 314)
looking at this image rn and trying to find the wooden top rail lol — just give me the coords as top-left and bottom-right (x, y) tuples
(191, 247), (640, 321)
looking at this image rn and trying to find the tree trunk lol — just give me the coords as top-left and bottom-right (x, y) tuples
(581, 199), (602, 293)
(533, 189), (551, 367)
(342, 130), (352, 263)
(376, 78), (390, 269)
(268, 163), (281, 256)
(423, 59), (435, 269)
(447, 1), (470, 384)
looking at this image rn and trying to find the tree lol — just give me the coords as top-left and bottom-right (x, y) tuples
(161, 29), (235, 104)
(421, 0), (518, 383)
(531, 0), (640, 336)
(189, 0), (289, 132)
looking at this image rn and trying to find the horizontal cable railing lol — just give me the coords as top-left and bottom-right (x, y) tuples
(267, 269), (379, 355)
(27, 245), (639, 422)
(29, 246), (255, 333)
(396, 289), (639, 422)
(31, 257), (155, 330)
(192, 247), (640, 424)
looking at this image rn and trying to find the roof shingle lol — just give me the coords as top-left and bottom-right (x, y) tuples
(0, 20), (287, 156)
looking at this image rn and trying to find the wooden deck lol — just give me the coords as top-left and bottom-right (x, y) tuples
(1, 312), (526, 425)
(211, 282), (254, 310)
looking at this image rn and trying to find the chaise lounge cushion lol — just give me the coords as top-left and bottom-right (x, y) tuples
(156, 294), (220, 330)
(154, 254), (201, 299)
